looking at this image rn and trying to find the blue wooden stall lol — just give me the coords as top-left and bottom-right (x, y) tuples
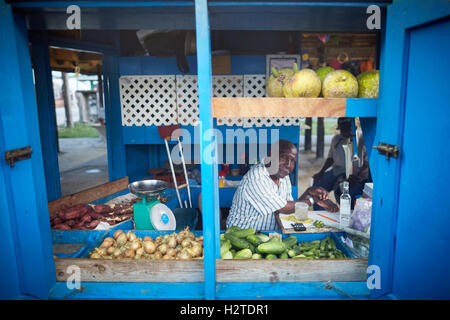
(0, 0), (449, 300)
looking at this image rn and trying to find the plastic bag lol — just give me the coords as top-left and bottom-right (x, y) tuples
(351, 198), (372, 232)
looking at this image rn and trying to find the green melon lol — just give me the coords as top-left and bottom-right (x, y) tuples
(282, 68), (321, 98)
(357, 69), (379, 98)
(266, 67), (295, 97)
(322, 70), (358, 98)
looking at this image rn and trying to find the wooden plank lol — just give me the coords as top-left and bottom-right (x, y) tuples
(53, 244), (85, 255)
(54, 259), (204, 282)
(212, 97), (347, 118)
(216, 259), (368, 282)
(48, 176), (129, 216)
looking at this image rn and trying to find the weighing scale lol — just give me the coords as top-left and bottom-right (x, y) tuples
(128, 180), (176, 230)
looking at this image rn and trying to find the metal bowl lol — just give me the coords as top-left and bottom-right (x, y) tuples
(128, 179), (169, 197)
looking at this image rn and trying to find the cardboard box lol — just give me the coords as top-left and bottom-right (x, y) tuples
(212, 55), (231, 74)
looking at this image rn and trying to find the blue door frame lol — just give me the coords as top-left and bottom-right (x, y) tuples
(368, 0), (450, 300)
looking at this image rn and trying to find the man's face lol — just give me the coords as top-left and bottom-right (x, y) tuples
(339, 121), (352, 138)
(275, 146), (297, 179)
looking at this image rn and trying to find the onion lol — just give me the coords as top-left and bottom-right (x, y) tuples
(168, 237), (177, 249)
(195, 236), (203, 241)
(107, 246), (116, 255)
(96, 248), (108, 256)
(158, 243), (168, 255)
(176, 245), (183, 252)
(143, 241), (156, 254)
(113, 248), (122, 258)
(181, 238), (192, 248)
(191, 244), (203, 258)
(130, 239), (141, 251)
(100, 238), (114, 249)
(126, 231), (137, 241)
(135, 253), (142, 260)
(167, 248), (176, 257)
(155, 236), (162, 244)
(136, 247), (144, 256)
(90, 252), (101, 259)
(163, 234), (170, 240)
(177, 250), (192, 260)
(124, 249), (135, 259)
(113, 230), (124, 239)
(143, 236), (153, 241)
(116, 233), (128, 247)
(162, 254), (172, 260)
(154, 251), (162, 260)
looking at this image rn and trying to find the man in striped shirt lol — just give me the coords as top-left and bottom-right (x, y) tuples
(226, 140), (339, 231)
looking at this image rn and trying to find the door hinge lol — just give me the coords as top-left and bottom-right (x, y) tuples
(4, 146), (32, 167)
(373, 142), (400, 160)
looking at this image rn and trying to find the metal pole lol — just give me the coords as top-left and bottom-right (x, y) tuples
(195, 0), (218, 300)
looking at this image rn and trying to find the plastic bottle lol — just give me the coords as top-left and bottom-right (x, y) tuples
(339, 181), (351, 227)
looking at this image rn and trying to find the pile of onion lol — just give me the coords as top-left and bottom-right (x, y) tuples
(89, 227), (203, 260)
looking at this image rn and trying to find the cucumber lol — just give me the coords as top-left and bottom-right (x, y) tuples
(234, 248), (253, 259)
(279, 252), (289, 259)
(225, 226), (242, 234)
(246, 234), (262, 246)
(224, 232), (251, 250)
(255, 233), (270, 243)
(265, 254), (278, 260)
(251, 253), (263, 259)
(257, 239), (287, 255)
(282, 236), (298, 248)
(229, 227), (256, 239)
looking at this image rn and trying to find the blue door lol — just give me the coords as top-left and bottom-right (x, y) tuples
(369, 0), (450, 299)
(0, 3), (55, 299)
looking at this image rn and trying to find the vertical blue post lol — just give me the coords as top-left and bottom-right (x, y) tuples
(0, 3), (55, 299)
(31, 31), (62, 201)
(195, 0), (219, 300)
(103, 52), (127, 181)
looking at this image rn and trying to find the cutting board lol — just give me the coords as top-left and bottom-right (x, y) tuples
(276, 211), (340, 234)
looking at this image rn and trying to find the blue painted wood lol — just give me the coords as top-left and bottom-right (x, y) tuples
(345, 98), (377, 117)
(390, 0), (449, 29)
(370, 0), (450, 300)
(11, 1), (388, 31)
(195, 0), (218, 300)
(48, 281), (368, 300)
(368, 2), (407, 299)
(103, 53), (128, 181)
(0, 5), (55, 299)
(389, 17), (450, 299)
(31, 31), (61, 202)
(216, 281), (369, 300)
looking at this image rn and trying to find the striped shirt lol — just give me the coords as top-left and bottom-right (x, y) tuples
(226, 162), (293, 231)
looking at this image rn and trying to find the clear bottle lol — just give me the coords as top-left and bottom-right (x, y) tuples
(339, 181), (351, 227)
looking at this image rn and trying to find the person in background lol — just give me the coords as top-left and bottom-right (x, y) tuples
(225, 140), (338, 231)
(312, 117), (371, 209)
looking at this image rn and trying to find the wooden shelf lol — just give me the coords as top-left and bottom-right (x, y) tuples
(212, 97), (377, 118)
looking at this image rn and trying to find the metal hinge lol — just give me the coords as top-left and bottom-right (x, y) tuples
(373, 142), (400, 160)
(4, 146), (32, 167)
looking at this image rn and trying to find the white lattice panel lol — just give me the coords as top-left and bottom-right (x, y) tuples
(176, 75), (199, 126)
(120, 76), (177, 126)
(242, 74), (301, 128)
(213, 75), (243, 127)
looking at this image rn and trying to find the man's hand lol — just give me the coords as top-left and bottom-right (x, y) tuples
(316, 199), (339, 213)
(306, 186), (329, 201)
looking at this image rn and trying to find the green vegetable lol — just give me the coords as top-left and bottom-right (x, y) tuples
(257, 237), (287, 255)
(265, 254), (278, 260)
(229, 227), (256, 239)
(220, 239), (232, 258)
(292, 254), (307, 259)
(246, 234), (263, 246)
(287, 249), (300, 258)
(279, 252), (289, 259)
(251, 253), (263, 259)
(282, 236), (298, 248)
(222, 251), (233, 260)
(234, 248), (253, 259)
(224, 232), (251, 250)
(225, 226), (242, 234)
(255, 233), (270, 243)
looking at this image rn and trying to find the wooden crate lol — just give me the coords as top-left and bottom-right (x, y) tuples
(48, 176), (129, 217)
(54, 257), (367, 283)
